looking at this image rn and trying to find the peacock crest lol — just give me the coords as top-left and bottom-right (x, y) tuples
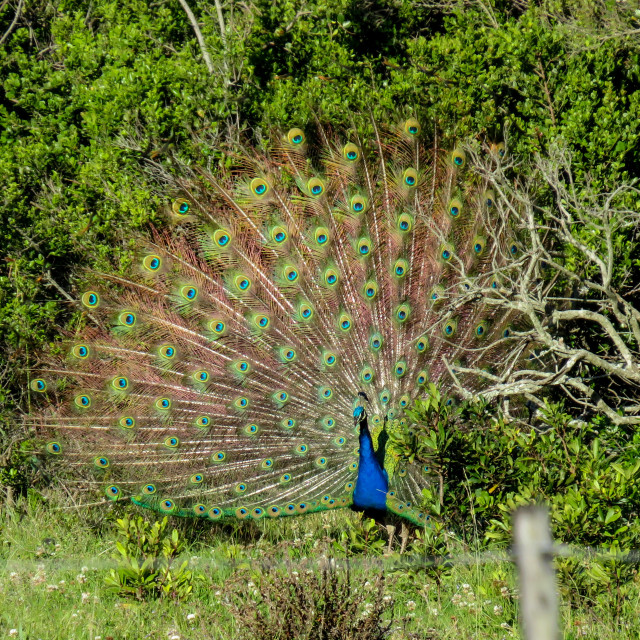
(29, 118), (520, 526)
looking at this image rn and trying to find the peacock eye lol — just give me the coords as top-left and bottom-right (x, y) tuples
(343, 142), (360, 161)
(235, 276), (251, 291)
(452, 148), (466, 167)
(82, 291), (100, 308)
(307, 178), (325, 196)
(250, 178), (270, 197)
(31, 379), (47, 392)
(73, 345), (89, 359)
(120, 416), (135, 428)
(288, 128), (305, 145)
(183, 286), (198, 300)
(143, 254), (162, 271)
(357, 238), (371, 256)
(403, 168), (418, 186)
(213, 229), (231, 248)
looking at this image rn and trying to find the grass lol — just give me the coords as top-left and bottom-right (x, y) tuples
(1, 496), (639, 639)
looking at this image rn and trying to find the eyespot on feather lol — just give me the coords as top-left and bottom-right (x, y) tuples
(397, 213), (413, 233)
(451, 147), (466, 168)
(448, 198), (463, 218)
(307, 177), (325, 197)
(343, 142), (360, 161)
(287, 128), (305, 146)
(180, 285), (198, 301)
(395, 303), (411, 323)
(213, 229), (232, 249)
(46, 441), (62, 455)
(357, 237), (371, 257)
(442, 317), (458, 338)
(250, 177), (270, 197)
(271, 225), (288, 244)
(314, 226), (330, 247)
(402, 168), (418, 187)
(31, 378), (47, 392)
(393, 258), (408, 278)
(81, 291), (100, 308)
(71, 344), (90, 359)
(172, 199), (191, 216)
(404, 117), (421, 136)
(142, 254), (162, 272)
(350, 195), (367, 213)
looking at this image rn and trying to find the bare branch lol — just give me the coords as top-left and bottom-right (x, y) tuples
(0, 0), (23, 47)
(176, 0), (214, 75)
(432, 139), (640, 424)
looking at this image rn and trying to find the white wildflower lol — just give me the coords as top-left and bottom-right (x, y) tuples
(501, 622), (510, 629)
(186, 613), (196, 621)
(247, 581), (255, 588)
(9, 572), (18, 581)
(292, 571), (299, 577)
(451, 593), (462, 605)
(81, 592), (90, 603)
(81, 566), (89, 573)
(76, 574), (87, 584)
(170, 636), (180, 640)
(31, 575), (46, 586)
(406, 600), (416, 611)
(58, 580), (66, 586)
(383, 595), (392, 603)
(9, 631), (18, 637)
(71, 613), (78, 618)
(431, 607), (439, 616)
(462, 583), (470, 590)
(46, 584), (59, 592)
(500, 586), (509, 597)
(494, 604), (503, 614)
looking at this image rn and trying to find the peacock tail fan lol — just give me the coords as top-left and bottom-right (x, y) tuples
(28, 118), (522, 527)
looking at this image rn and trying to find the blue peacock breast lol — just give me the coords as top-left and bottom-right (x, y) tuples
(353, 425), (389, 512)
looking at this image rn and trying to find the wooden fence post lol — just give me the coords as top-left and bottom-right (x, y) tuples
(513, 506), (559, 640)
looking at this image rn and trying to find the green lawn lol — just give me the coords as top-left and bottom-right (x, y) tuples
(1, 498), (638, 640)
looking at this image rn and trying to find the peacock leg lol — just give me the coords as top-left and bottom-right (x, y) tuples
(399, 522), (409, 554)
(385, 523), (396, 554)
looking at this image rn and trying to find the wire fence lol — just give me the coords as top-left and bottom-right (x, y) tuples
(2, 506), (638, 639)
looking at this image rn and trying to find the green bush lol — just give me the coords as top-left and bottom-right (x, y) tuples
(104, 515), (196, 601)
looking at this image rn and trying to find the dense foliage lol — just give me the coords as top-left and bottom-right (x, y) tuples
(3, 0), (640, 421)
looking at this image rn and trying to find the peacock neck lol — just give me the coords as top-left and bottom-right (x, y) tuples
(352, 415), (389, 516)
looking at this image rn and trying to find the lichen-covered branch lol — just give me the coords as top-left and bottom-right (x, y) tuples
(437, 142), (640, 425)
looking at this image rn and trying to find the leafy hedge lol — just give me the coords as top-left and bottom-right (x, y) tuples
(2, 1), (640, 536)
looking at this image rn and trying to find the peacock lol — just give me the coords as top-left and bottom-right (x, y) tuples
(29, 118), (516, 536)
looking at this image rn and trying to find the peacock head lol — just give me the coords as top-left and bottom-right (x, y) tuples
(353, 404), (367, 428)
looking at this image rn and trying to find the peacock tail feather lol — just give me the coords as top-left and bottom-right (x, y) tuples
(29, 119), (519, 527)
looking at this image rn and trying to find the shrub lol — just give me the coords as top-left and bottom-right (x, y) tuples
(104, 515), (196, 601)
